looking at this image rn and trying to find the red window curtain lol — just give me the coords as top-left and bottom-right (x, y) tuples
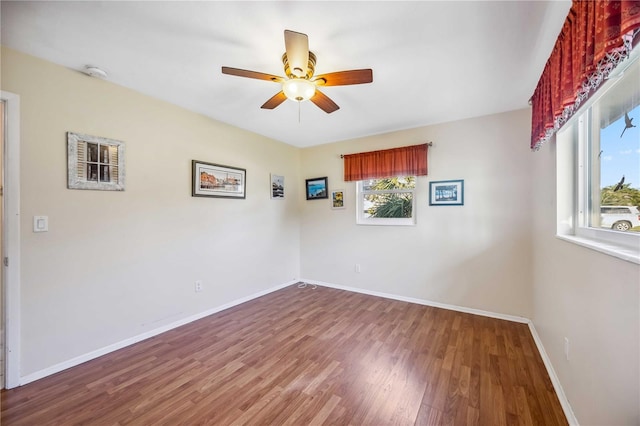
(530, 0), (640, 150)
(343, 143), (428, 181)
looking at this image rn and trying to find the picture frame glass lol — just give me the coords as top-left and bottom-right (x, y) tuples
(192, 160), (246, 199)
(306, 177), (328, 200)
(331, 189), (345, 209)
(429, 180), (464, 206)
(271, 174), (284, 199)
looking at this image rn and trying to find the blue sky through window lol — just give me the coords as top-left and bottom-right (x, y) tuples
(600, 104), (640, 189)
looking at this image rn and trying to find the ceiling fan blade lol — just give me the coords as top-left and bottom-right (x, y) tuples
(284, 30), (309, 78)
(312, 69), (373, 86)
(310, 89), (340, 114)
(261, 91), (288, 110)
(222, 66), (284, 83)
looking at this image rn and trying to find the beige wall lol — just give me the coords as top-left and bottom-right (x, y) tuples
(299, 109), (534, 318)
(1, 47), (301, 376)
(531, 141), (640, 425)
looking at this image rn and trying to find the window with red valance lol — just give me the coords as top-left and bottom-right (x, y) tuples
(342, 143), (429, 181)
(530, 0), (640, 150)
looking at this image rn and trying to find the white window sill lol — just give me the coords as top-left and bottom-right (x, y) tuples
(356, 220), (416, 226)
(556, 234), (640, 264)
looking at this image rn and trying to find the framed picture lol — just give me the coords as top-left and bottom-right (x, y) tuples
(429, 179), (464, 206)
(331, 189), (345, 209)
(67, 132), (125, 191)
(305, 177), (328, 200)
(270, 174), (285, 199)
(192, 160), (246, 199)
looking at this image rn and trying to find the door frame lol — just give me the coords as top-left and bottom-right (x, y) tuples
(1, 90), (21, 389)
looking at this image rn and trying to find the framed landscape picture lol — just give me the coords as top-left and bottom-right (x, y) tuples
(305, 177), (328, 200)
(271, 174), (284, 199)
(429, 179), (464, 206)
(192, 160), (246, 199)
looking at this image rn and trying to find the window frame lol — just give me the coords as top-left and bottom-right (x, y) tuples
(556, 46), (640, 264)
(356, 176), (417, 226)
(67, 132), (125, 191)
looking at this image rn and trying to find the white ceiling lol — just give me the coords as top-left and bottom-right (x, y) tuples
(1, 1), (571, 148)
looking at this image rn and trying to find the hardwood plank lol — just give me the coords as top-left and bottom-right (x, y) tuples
(308, 394), (342, 426)
(415, 403), (443, 425)
(0, 285), (568, 425)
(466, 405), (480, 426)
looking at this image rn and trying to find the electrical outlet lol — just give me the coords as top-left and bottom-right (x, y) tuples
(195, 280), (203, 293)
(355, 264), (361, 273)
(564, 337), (570, 361)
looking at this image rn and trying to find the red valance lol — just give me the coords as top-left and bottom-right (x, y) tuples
(530, 0), (640, 150)
(343, 143), (428, 181)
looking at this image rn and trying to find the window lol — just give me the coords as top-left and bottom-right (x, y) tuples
(556, 48), (640, 262)
(356, 176), (416, 226)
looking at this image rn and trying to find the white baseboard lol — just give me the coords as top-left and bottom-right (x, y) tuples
(528, 322), (579, 426)
(302, 278), (579, 425)
(19, 280), (297, 386)
(301, 279), (530, 324)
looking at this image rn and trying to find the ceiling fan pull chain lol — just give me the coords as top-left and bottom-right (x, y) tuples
(298, 101), (301, 123)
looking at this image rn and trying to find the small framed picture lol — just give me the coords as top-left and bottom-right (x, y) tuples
(270, 174), (285, 199)
(192, 160), (246, 199)
(67, 132), (125, 191)
(429, 179), (464, 206)
(305, 177), (328, 200)
(331, 189), (345, 209)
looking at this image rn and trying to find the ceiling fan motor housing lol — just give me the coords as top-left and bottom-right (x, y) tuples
(282, 51), (317, 79)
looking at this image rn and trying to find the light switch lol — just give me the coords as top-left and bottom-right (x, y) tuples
(33, 216), (48, 232)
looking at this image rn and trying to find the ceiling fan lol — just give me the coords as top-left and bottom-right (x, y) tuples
(222, 30), (373, 114)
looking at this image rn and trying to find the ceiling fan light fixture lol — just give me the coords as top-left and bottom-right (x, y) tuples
(282, 78), (316, 102)
(221, 31), (372, 113)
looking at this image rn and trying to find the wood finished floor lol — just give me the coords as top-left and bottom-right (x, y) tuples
(1, 285), (567, 425)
